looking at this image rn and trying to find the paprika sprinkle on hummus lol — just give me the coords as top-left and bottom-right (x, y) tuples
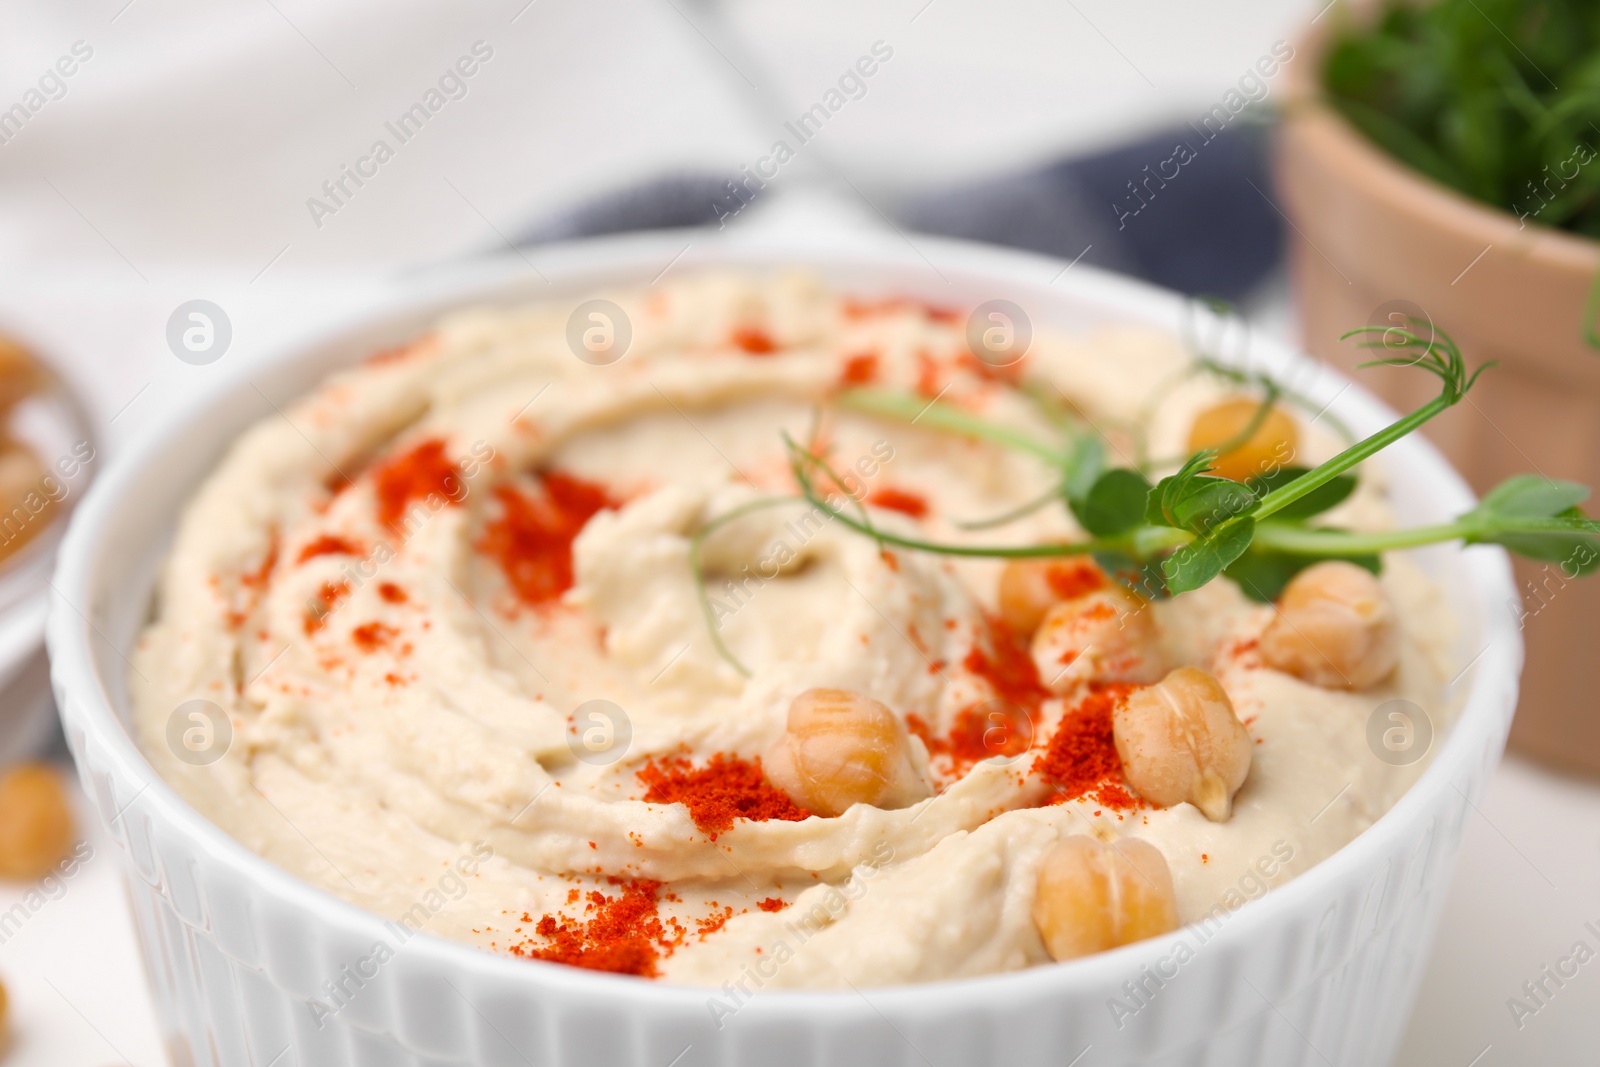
(1035, 684), (1144, 809)
(132, 271), (1456, 990)
(517, 879), (680, 977)
(478, 473), (616, 607)
(637, 754), (810, 839)
(373, 438), (463, 531)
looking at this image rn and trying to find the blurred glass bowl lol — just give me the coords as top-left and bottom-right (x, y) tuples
(0, 332), (98, 761)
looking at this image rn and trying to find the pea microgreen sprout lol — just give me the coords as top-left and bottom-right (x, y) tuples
(782, 321), (1600, 602)
(689, 319), (1600, 670)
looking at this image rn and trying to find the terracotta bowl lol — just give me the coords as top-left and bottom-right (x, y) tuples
(1276, 5), (1600, 775)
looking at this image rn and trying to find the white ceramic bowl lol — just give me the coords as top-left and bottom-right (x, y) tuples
(47, 232), (1521, 1067)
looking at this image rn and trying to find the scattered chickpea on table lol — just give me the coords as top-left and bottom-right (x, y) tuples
(0, 761), (79, 1053)
(0, 764), (76, 881)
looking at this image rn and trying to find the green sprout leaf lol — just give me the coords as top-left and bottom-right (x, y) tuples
(1163, 518), (1255, 595)
(1062, 434), (1107, 511)
(1477, 475), (1589, 518)
(1466, 475), (1600, 569)
(1076, 468), (1152, 536)
(1475, 515), (1600, 571)
(1148, 452), (1219, 528)
(1168, 477), (1257, 535)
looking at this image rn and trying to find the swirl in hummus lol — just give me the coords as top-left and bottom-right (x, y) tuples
(133, 272), (1454, 990)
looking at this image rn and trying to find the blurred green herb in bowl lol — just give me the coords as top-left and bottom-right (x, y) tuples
(1322, 0), (1600, 235)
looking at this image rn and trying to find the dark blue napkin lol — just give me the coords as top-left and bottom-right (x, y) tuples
(513, 123), (1281, 303)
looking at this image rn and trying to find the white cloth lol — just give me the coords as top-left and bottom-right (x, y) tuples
(0, 0), (1323, 277)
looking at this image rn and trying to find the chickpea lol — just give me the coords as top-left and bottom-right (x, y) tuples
(1030, 586), (1165, 692)
(997, 557), (1108, 638)
(1260, 561), (1398, 690)
(764, 688), (932, 817)
(1113, 668), (1252, 822)
(1187, 396), (1299, 483)
(0, 764), (75, 880)
(1032, 835), (1178, 961)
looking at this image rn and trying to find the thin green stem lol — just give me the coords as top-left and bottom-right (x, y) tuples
(1486, 515), (1600, 535)
(688, 496), (799, 678)
(1146, 384), (1281, 471)
(1255, 513), (1600, 557)
(953, 486), (1062, 531)
(1212, 384), (1279, 456)
(1251, 396), (1451, 523)
(786, 436), (882, 547)
(838, 388), (1065, 463)
(813, 515), (1111, 557)
(1253, 520), (1476, 556)
(1193, 356), (1360, 444)
(791, 457), (1192, 559)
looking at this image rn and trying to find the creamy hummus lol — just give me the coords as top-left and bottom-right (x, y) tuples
(132, 272), (1454, 992)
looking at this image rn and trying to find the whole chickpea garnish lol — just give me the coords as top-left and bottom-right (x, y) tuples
(1187, 396), (1298, 482)
(997, 557), (1109, 638)
(0, 763), (75, 880)
(1030, 585), (1166, 692)
(764, 688), (933, 817)
(1113, 667), (1252, 822)
(1260, 561), (1398, 690)
(1032, 835), (1178, 961)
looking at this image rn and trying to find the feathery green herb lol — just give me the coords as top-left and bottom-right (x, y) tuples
(1323, 0), (1600, 236)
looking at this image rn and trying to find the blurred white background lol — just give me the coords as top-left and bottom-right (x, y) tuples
(1, 0), (1317, 271)
(0, 2), (1595, 1065)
